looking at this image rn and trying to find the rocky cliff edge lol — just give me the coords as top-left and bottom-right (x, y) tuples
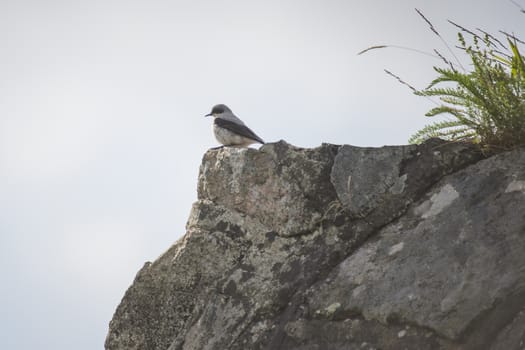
(106, 140), (525, 350)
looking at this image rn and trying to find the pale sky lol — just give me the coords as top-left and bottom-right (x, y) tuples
(1, 1), (523, 349)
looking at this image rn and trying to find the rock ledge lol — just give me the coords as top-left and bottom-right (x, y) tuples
(106, 140), (525, 350)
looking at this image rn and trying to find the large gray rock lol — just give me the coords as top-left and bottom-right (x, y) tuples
(106, 140), (525, 350)
(303, 147), (525, 349)
(331, 138), (482, 225)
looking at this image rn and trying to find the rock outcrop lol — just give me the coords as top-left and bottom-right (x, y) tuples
(106, 140), (525, 350)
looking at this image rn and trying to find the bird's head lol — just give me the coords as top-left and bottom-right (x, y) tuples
(205, 104), (231, 117)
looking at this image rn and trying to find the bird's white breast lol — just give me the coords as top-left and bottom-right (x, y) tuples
(213, 123), (256, 147)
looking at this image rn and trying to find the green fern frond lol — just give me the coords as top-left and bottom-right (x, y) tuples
(361, 11), (525, 150)
(408, 120), (473, 144)
(411, 28), (525, 150)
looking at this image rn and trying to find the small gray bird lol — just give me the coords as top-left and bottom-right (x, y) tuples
(205, 104), (265, 147)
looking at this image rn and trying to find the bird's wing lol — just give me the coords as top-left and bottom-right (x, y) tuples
(214, 118), (265, 144)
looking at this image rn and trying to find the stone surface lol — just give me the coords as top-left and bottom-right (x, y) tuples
(331, 138), (482, 226)
(197, 141), (339, 237)
(106, 140), (525, 350)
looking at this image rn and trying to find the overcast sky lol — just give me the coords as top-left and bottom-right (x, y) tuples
(1, 1), (523, 349)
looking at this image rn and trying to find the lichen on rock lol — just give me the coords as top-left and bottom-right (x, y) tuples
(106, 140), (525, 350)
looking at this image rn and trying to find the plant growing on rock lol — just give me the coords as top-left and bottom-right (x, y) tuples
(410, 30), (525, 150)
(361, 9), (525, 151)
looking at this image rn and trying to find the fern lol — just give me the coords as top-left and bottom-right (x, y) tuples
(412, 30), (525, 150)
(359, 10), (525, 150)
(408, 120), (475, 144)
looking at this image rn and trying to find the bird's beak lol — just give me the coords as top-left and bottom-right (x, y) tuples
(205, 113), (212, 117)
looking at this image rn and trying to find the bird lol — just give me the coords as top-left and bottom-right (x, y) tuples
(205, 104), (265, 147)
